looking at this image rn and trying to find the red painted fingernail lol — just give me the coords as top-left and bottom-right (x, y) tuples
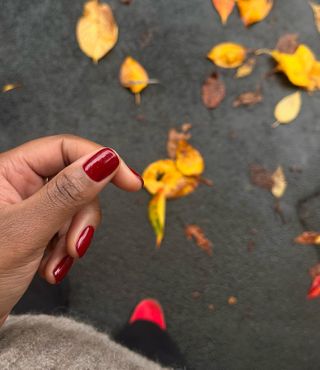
(76, 226), (95, 258)
(83, 148), (119, 182)
(53, 256), (74, 284)
(129, 167), (144, 188)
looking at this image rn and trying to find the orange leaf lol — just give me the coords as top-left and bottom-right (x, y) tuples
(237, 0), (273, 26)
(212, 0), (235, 24)
(294, 231), (320, 245)
(175, 140), (204, 176)
(307, 275), (320, 299)
(76, 0), (118, 63)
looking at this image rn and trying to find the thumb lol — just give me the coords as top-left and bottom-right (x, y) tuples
(18, 147), (121, 243)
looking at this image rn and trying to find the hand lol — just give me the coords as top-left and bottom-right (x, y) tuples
(0, 135), (143, 324)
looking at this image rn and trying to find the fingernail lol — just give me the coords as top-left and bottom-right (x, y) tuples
(129, 167), (144, 188)
(83, 148), (119, 182)
(53, 256), (74, 284)
(76, 226), (95, 258)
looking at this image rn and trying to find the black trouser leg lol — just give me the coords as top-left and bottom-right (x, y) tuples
(114, 320), (187, 368)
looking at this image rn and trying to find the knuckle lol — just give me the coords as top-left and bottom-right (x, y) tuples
(48, 172), (86, 206)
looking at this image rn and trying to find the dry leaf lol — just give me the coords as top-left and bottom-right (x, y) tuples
(176, 140), (204, 176)
(250, 164), (273, 190)
(2, 83), (21, 93)
(235, 57), (256, 78)
(275, 33), (299, 54)
(273, 92), (301, 127)
(310, 2), (320, 33)
(212, 0), (235, 24)
(233, 90), (263, 107)
(271, 166), (286, 198)
(295, 231), (320, 245)
(208, 42), (247, 68)
(149, 189), (166, 247)
(271, 45), (320, 91)
(119, 56), (149, 104)
(228, 296), (237, 305)
(201, 72), (226, 109)
(237, 0), (273, 26)
(167, 124), (192, 159)
(185, 224), (213, 256)
(76, 0), (118, 63)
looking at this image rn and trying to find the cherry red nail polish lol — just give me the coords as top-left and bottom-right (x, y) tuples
(83, 148), (119, 182)
(76, 226), (95, 258)
(53, 256), (74, 284)
(129, 167), (144, 188)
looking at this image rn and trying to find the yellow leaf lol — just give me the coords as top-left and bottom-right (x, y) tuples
(142, 159), (199, 199)
(76, 0), (118, 63)
(271, 166), (287, 198)
(208, 42), (246, 69)
(148, 189), (166, 247)
(237, 0), (273, 26)
(175, 140), (204, 176)
(273, 92), (301, 126)
(310, 2), (320, 33)
(2, 83), (21, 93)
(119, 56), (149, 104)
(212, 0), (235, 24)
(271, 45), (320, 90)
(235, 57), (256, 78)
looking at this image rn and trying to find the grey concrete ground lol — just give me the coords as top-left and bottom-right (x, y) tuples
(2, 1), (320, 369)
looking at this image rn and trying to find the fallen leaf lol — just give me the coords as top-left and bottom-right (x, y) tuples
(247, 239), (255, 252)
(149, 189), (166, 247)
(295, 231), (320, 245)
(274, 200), (286, 224)
(271, 166), (287, 198)
(250, 164), (273, 190)
(212, 0), (235, 24)
(233, 89), (263, 107)
(309, 263), (320, 279)
(310, 2), (320, 33)
(142, 159), (199, 198)
(121, 0), (133, 4)
(167, 124), (192, 159)
(235, 57), (256, 78)
(119, 56), (149, 104)
(192, 291), (202, 299)
(2, 83), (21, 93)
(201, 72), (226, 109)
(176, 140), (204, 176)
(208, 42), (247, 68)
(307, 275), (320, 299)
(273, 92), (301, 127)
(76, 0), (118, 63)
(275, 33), (299, 54)
(228, 296), (237, 305)
(208, 304), (215, 311)
(271, 45), (320, 91)
(185, 224), (213, 256)
(237, 0), (273, 26)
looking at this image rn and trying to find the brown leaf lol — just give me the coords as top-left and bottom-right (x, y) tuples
(121, 0), (133, 4)
(247, 240), (255, 253)
(201, 72), (226, 109)
(233, 90), (263, 107)
(167, 124), (192, 159)
(192, 291), (202, 300)
(228, 296), (237, 305)
(185, 224), (213, 256)
(294, 231), (320, 245)
(309, 263), (320, 279)
(250, 164), (274, 190)
(275, 33), (299, 54)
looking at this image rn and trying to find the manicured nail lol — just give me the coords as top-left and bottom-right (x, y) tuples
(53, 256), (74, 284)
(83, 148), (119, 182)
(129, 167), (144, 188)
(76, 226), (95, 258)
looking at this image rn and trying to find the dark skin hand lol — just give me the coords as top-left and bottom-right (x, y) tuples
(0, 134), (143, 326)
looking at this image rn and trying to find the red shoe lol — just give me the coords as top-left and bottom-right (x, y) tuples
(129, 299), (166, 330)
